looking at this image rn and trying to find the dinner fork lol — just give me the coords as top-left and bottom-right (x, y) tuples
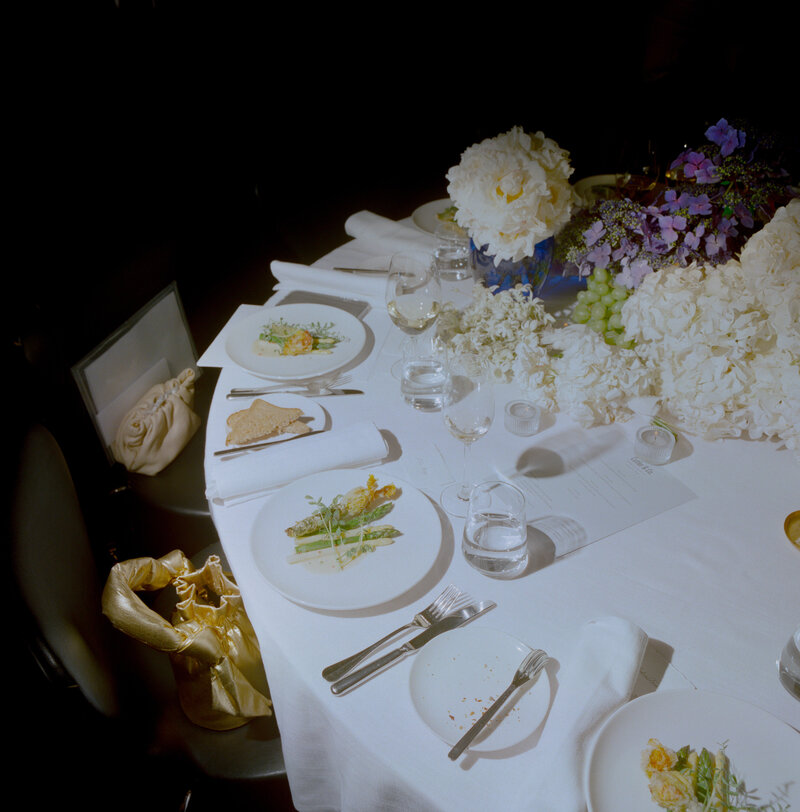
(227, 375), (353, 399)
(321, 585), (469, 682)
(447, 648), (550, 760)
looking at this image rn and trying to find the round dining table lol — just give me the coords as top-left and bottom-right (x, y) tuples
(200, 211), (800, 812)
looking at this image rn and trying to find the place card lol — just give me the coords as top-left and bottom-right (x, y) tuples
(497, 425), (696, 557)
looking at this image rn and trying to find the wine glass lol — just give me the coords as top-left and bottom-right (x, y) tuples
(440, 354), (495, 516)
(385, 252), (442, 379)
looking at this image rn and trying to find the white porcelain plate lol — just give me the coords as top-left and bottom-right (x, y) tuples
(409, 626), (551, 752)
(210, 393), (326, 452)
(584, 689), (800, 812)
(250, 470), (441, 610)
(225, 303), (367, 380)
(412, 198), (454, 234)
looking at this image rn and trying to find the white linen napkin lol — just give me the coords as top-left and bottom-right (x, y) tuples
(270, 260), (389, 304)
(514, 616), (648, 812)
(206, 420), (389, 506)
(344, 210), (437, 254)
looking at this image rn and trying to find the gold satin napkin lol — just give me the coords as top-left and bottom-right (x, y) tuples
(102, 550), (272, 730)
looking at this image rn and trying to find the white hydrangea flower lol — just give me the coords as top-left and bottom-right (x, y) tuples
(446, 127), (575, 263)
(439, 199), (799, 457)
(621, 198), (800, 453)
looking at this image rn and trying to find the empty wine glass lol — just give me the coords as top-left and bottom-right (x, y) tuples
(385, 252), (442, 379)
(440, 354), (495, 516)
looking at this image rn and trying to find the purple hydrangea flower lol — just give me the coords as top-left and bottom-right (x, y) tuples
(612, 237), (637, 262)
(586, 241), (611, 267)
(688, 194), (712, 216)
(683, 152), (718, 183)
(705, 118), (746, 157)
(734, 203), (754, 229)
(663, 189), (691, 213)
(616, 257), (652, 289)
(582, 220), (606, 247)
(658, 214), (688, 245)
(684, 224), (706, 251)
(705, 232), (727, 256)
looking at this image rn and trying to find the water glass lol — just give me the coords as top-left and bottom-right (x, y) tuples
(778, 625), (800, 700)
(434, 221), (471, 281)
(462, 480), (528, 578)
(400, 338), (447, 412)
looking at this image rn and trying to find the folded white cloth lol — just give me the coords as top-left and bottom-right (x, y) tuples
(513, 616), (648, 812)
(270, 260), (388, 304)
(206, 420), (389, 505)
(344, 210), (437, 254)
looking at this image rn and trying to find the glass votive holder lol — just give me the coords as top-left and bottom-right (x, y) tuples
(634, 424), (675, 465)
(504, 400), (541, 436)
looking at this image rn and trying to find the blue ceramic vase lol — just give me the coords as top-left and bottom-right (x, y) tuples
(471, 236), (554, 295)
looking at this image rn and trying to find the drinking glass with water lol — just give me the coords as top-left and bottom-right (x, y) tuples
(462, 480), (528, 578)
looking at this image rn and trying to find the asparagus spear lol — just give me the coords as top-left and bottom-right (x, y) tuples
(292, 524), (400, 554)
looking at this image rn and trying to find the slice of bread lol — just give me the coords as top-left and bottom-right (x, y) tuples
(226, 399), (304, 445)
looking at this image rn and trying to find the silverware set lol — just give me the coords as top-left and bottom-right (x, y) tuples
(322, 584), (471, 682)
(323, 583), (549, 757)
(227, 375), (363, 399)
(330, 599), (496, 696)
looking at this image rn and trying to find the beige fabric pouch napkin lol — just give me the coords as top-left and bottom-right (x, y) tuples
(112, 367), (201, 475)
(206, 420), (389, 505)
(512, 616), (648, 812)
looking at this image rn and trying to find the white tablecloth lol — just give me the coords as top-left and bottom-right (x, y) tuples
(201, 214), (800, 812)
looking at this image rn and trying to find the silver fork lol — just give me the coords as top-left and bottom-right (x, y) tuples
(448, 648), (549, 760)
(228, 375), (352, 399)
(321, 585), (469, 682)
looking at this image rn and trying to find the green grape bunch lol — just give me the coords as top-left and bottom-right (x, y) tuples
(571, 267), (634, 348)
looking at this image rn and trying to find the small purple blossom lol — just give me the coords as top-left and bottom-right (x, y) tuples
(704, 232), (727, 256)
(688, 194), (712, 216)
(582, 220), (606, 247)
(717, 217), (739, 239)
(612, 237), (637, 262)
(663, 189), (691, 213)
(586, 241), (611, 267)
(616, 257), (652, 289)
(705, 118), (746, 157)
(658, 214), (687, 245)
(684, 224), (706, 251)
(734, 203), (754, 229)
(683, 151), (718, 183)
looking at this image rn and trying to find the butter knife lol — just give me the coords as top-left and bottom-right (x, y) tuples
(214, 429), (325, 456)
(330, 601), (496, 695)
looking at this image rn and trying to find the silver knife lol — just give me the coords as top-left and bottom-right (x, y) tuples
(333, 266), (387, 274)
(214, 429), (326, 456)
(330, 601), (496, 695)
(226, 388), (364, 399)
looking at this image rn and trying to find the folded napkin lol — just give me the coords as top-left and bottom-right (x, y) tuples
(270, 260), (388, 304)
(513, 616), (648, 812)
(206, 420), (389, 505)
(344, 210), (437, 255)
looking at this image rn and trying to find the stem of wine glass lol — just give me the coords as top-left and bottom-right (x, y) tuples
(457, 443), (472, 501)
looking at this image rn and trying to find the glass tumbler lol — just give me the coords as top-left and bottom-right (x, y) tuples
(462, 480), (528, 578)
(778, 625), (800, 700)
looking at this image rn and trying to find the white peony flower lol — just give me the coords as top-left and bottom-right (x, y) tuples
(446, 127), (575, 263)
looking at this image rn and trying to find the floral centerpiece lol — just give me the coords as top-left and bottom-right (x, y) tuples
(438, 197), (800, 455)
(446, 126), (575, 292)
(555, 118), (797, 344)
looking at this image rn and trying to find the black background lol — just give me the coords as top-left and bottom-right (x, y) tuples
(5, 4), (797, 809)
